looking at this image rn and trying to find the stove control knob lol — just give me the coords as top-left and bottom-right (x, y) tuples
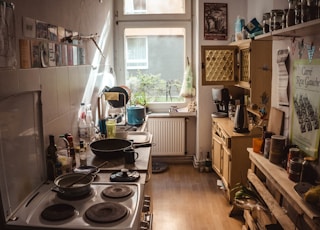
(142, 204), (150, 212)
(140, 220), (150, 229)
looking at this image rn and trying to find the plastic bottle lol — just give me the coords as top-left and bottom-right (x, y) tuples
(85, 105), (94, 140)
(235, 16), (243, 41)
(78, 103), (88, 139)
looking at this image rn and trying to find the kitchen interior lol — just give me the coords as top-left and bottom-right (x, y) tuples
(1, 0), (320, 229)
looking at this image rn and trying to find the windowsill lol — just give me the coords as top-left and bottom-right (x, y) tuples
(147, 111), (196, 118)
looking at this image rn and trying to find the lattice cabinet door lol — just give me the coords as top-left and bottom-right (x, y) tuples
(201, 46), (238, 85)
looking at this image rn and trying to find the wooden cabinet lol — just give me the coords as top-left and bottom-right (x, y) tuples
(211, 116), (262, 202)
(201, 45), (238, 85)
(232, 39), (272, 115)
(201, 39), (272, 115)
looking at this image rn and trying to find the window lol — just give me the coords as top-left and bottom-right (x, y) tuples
(115, 0), (192, 108)
(124, 0), (146, 14)
(126, 36), (148, 69)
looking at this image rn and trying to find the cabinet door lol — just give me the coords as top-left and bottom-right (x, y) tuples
(212, 134), (222, 174)
(201, 46), (238, 85)
(222, 146), (231, 187)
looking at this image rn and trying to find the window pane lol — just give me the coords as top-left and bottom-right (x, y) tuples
(124, 28), (185, 103)
(124, 0), (185, 15)
(126, 37), (148, 69)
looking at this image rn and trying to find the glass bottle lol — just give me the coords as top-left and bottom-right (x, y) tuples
(287, 0), (297, 26)
(47, 135), (58, 180)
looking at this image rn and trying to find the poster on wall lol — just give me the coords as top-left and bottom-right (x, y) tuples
(203, 3), (228, 40)
(290, 59), (320, 159)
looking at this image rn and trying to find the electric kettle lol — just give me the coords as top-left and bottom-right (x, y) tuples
(234, 104), (249, 133)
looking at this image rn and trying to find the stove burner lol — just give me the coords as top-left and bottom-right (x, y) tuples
(102, 185), (132, 198)
(85, 202), (128, 223)
(57, 188), (93, 200)
(41, 204), (75, 221)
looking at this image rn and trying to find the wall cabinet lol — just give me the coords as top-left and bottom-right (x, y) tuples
(211, 116), (262, 202)
(202, 39), (272, 116)
(231, 39), (272, 115)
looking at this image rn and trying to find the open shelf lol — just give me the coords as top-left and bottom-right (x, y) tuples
(255, 18), (320, 41)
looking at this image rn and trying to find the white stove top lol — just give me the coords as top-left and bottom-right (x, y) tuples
(6, 182), (144, 230)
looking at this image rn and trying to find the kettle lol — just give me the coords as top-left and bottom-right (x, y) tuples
(234, 104), (249, 133)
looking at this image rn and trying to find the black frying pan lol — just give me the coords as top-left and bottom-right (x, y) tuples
(90, 138), (151, 159)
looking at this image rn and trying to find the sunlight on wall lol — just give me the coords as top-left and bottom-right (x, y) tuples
(80, 9), (115, 113)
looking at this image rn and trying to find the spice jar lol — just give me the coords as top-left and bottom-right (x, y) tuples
(307, 0), (318, 20)
(262, 12), (271, 33)
(282, 9), (288, 28)
(300, 156), (317, 184)
(287, 0), (297, 26)
(295, 0), (301, 24)
(272, 9), (284, 30)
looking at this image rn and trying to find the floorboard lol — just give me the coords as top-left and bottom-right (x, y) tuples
(147, 162), (244, 230)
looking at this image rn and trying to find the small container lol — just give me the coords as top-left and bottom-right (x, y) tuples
(300, 156), (317, 184)
(263, 138), (271, 158)
(106, 119), (116, 138)
(287, 147), (300, 172)
(252, 138), (263, 153)
(262, 12), (271, 33)
(288, 157), (303, 182)
(272, 9), (284, 30)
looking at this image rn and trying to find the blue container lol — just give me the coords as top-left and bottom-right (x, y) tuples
(127, 106), (146, 126)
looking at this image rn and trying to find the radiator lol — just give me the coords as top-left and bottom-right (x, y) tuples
(147, 117), (185, 156)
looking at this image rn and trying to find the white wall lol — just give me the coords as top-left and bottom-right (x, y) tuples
(0, 0), (114, 148)
(195, 0), (247, 159)
(194, 0), (289, 160)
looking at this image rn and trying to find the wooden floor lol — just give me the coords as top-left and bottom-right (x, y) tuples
(147, 162), (244, 230)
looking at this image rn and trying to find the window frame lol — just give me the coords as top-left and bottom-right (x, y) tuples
(114, 0), (192, 111)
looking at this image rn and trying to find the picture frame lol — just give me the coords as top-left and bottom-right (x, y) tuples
(204, 3), (228, 40)
(290, 59), (320, 159)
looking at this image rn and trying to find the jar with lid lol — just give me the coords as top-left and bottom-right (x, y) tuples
(271, 9), (284, 30)
(282, 9), (288, 28)
(300, 156), (317, 184)
(301, 0), (308, 23)
(307, 0), (318, 20)
(262, 12), (271, 33)
(287, 0), (297, 26)
(295, 0), (301, 24)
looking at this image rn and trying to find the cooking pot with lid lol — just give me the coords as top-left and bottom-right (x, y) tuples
(127, 106), (146, 126)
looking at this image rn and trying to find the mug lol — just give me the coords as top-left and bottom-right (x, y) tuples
(124, 149), (139, 164)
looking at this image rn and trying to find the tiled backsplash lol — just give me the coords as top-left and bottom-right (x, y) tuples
(0, 65), (106, 148)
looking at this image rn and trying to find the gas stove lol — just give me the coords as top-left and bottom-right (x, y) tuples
(6, 182), (145, 230)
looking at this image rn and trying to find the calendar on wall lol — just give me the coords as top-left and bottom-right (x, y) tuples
(290, 59), (320, 159)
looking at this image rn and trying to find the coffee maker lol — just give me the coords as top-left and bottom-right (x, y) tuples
(212, 86), (230, 117)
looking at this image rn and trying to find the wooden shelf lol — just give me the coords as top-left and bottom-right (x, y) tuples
(248, 148), (320, 229)
(255, 18), (320, 41)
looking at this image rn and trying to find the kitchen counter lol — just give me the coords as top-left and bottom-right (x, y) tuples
(211, 115), (262, 137)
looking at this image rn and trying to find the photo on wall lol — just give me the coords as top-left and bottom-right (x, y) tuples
(204, 3), (228, 40)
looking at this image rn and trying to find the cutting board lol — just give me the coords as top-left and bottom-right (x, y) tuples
(267, 107), (284, 135)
